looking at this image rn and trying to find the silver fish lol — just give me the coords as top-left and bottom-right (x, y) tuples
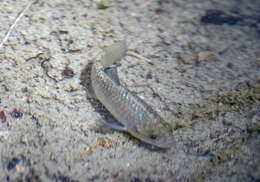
(91, 40), (172, 148)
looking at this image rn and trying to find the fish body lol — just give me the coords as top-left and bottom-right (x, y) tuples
(91, 40), (172, 148)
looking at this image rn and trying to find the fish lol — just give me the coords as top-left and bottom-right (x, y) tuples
(91, 40), (172, 148)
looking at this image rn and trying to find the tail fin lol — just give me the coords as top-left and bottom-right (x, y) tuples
(101, 40), (127, 68)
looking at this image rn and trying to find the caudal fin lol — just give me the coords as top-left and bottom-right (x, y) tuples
(101, 40), (127, 68)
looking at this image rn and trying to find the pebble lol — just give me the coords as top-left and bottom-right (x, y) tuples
(254, 57), (260, 66)
(198, 51), (213, 62)
(0, 111), (6, 123)
(179, 52), (197, 64)
(10, 109), (23, 120)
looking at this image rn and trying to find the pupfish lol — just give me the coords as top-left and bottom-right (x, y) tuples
(91, 40), (172, 148)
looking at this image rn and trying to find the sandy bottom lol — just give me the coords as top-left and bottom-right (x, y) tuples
(0, 0), (259, 181)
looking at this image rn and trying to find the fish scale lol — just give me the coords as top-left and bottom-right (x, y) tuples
(91, 40), (172, 148)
